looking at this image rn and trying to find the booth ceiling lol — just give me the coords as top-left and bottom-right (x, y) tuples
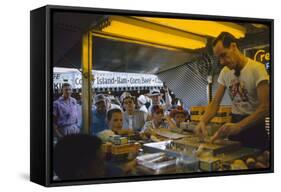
(53, 12), (266, 73)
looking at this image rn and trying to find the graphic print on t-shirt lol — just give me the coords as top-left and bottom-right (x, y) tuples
(228, 78), (249, 103)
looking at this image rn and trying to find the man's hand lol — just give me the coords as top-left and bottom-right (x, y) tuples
(195, 121), (208, 137)
(163, 115), (177, 129)
(211, 123), (242, 143)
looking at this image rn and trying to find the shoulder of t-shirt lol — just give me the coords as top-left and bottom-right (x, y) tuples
(220, 66), (231, 75)
(247, 58), (266, 70)
(247, 58), (269, 85)
(218, 66), (231, 85)
(219, 66), (231, 77)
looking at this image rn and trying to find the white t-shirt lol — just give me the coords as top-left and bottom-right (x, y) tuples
(218, 58), (269, 115)
(139, 105), (148, 114)
(128, 115), (133, 129)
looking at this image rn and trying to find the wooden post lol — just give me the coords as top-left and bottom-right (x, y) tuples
(81, 32), (93, 134)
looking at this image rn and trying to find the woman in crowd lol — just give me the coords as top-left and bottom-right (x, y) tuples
(121, 92), (148, 132)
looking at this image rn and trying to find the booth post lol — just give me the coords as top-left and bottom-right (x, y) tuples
(81, 32), (93, 134)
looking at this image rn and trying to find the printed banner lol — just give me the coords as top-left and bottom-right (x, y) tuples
(53, 68), (163, 90)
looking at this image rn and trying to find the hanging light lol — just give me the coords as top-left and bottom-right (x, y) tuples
(134, 16), (246, 39)
(92, 16), (207, 51)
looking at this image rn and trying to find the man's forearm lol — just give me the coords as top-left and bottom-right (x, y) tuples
(201, 101), (220, 124)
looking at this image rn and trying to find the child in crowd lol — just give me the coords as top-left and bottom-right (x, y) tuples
(170, 106), (189, 128)
(141, 105), (176, 140)
(98, 108), (133, 141)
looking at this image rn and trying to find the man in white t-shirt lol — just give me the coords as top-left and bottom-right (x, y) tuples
(196, 32), (269, 150)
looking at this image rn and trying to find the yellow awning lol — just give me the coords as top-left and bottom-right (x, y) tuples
(93, 16), (207, 51)
(92, 16), (246, 51)
(134, 16), (246, 39)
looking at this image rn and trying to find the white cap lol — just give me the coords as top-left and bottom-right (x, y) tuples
(147, 89), (161, 96)
(137, 95), (147, 105)
(120, 92), (134, 103)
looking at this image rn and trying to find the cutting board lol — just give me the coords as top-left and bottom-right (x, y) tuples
(153, 128), (189, 140)
(173, 137), (241, 156)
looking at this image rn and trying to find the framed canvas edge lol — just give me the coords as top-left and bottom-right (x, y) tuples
(30, 4), (274, 187)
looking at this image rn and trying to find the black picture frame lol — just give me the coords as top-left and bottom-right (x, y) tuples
(30, 5), (274, 187)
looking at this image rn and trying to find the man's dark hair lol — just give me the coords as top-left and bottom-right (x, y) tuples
(107, 108), (122, 121)
(53, 134), (102, 180)
(62, 82), (71, 88)
(212, 32), (239, 49)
